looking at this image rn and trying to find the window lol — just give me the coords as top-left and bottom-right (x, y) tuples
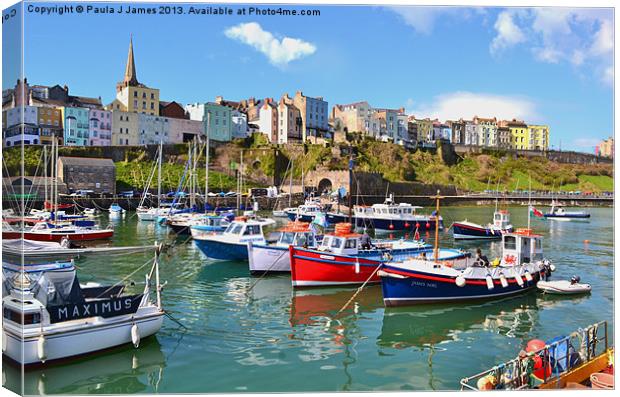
(150, 102), (154, 110)
(331, 238), (343, 249)
(142, 92), (146, 99)
(504, 236), (516, 250)
(344, 239), (357, 249)
(151, 93), (154, 99)
(134, 91), (138, 97)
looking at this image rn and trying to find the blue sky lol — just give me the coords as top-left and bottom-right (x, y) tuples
(4, 2), (614, 152)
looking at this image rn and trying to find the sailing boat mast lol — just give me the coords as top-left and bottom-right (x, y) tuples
(205, 112), (210, 213)
(43, 145), (48, 207)
(432, 190), (443, 262)
(157, 140), (162, 210)
(288, 159), (293, 208)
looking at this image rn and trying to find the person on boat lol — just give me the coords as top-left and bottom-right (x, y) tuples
(360, 230), (372, 250)
(475, 248), (490, 267)
(418, 252), (427, 260)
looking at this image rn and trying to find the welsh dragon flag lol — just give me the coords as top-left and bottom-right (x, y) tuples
(530, 206), (545, 219)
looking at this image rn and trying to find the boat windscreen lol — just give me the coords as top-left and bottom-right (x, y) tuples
(3, 266), (84, 306)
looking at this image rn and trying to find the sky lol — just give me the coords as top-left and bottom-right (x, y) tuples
(2, 2), (615, 152)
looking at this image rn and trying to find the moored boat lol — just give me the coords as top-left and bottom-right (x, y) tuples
(452, 210), (513, 240)
(1, 249), (165, 366)
(289, 223), (461, 288)
(9, 221), (114, 242)
(379, 228), (554, 306)
(326, 194), (443, 232)
(248, 221), (320, 274)
(544, 202), (590, 220)
(192, 216), (276, 261)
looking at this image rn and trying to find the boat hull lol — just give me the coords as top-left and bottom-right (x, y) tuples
(168, 223), (191, 235)
(194, 238), (256, 261)
(380, 265), (541, 306)
(544, 214), (590, 219)
(2, 311), (164, 366)
(17, 230), (114, 242)
(248, 243), (291, 273)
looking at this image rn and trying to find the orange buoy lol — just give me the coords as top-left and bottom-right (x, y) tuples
(526, 339), (545, 352)
(389, 223), (394, 230)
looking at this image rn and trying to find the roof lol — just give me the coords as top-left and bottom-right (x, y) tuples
(58, 156), (115, 167)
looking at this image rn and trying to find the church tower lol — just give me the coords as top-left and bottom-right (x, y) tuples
(110, 36), (160, 116)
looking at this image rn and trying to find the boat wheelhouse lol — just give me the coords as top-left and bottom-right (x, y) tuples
(192, 216), (276, 261)
(380, 228), (554, 306)
(248, 221), (320, 273)
(1, 253), (165, 365)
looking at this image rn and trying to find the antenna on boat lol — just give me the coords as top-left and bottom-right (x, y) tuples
(430, 190), (443, 262)
(205, 111), (210, 214)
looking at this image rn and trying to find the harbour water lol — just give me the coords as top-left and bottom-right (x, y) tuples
(3, 206), (613, 393)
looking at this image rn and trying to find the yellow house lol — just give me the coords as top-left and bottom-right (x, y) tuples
(111, 36), (160, 116)
(527, 124), (549, 151)
(506, 119), (529, 150)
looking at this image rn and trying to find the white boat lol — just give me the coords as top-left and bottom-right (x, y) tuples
(248, 221), (320, 273)
(537, 278), (592, 295)
(452, 210), (513, 240)
(1, 249), (165, 365)
(284, 198), (325, 222)
(108, 203), (125, 218)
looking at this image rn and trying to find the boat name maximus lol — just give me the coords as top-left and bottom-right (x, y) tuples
(48, 294), (143, 323)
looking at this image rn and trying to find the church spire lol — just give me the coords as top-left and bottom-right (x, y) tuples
(123, 35), (138, 86)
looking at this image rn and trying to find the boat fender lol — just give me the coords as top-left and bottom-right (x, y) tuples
(515, 274), (524, 287)
(354, 260), (360, 274)
(485, 275), (494, 290)
(1, 330), (6, 352)
(549, 264), (556, 272)
(131, 323), (141, 348)
(524, 271), (533, 282)
(499, 274), (508, 288)
(476, 374), (496, 390)
(37, 335), (47, 363)
(455, 275), (466, 287)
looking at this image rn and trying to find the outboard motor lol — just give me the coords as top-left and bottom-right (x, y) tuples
(570, 275), (581, 285)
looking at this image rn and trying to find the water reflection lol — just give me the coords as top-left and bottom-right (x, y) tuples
(7, 337), (165, 395)
(377, 293), (541, 350)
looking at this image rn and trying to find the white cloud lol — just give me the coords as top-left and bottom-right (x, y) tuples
(490, 11), (526, 54)
(387, 6), (485, 35)
(407, 92), (538, 122)
(224, 22), (316, 67)
(489, 8), (613, 85)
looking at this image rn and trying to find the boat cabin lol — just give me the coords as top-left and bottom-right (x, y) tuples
(277, 222), (317, 248)
(493, 210), (511, 229)
(501, 228), (543, 266)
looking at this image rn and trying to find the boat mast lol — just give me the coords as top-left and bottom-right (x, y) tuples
(205, 112), (210, 213)
(432, 190), (443, 262)
(157, 140), (162, 210)
(288, 159), (293, 207)
(348, 154), (353, 224)
(43, 144), (48, 207)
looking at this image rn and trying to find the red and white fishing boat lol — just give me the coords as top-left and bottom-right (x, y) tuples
(5, 222), (114, 242)
(289, 223), (444, 287)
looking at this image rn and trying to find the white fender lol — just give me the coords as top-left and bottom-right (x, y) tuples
(549, 264), (556, 272)
(486, 275), (494, 290)
(37, 335), (47, 362)
(499, 274), (508, 288)
(524, 271), (533, 282)
(515, 274), (524, 287)
(354, 260), (360, 274)
(455, 275), (466, 287)
(131, 323), (141, 348)
(2, 330), (7, 352)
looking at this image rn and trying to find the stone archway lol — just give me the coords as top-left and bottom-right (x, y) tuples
(318, 178), (333, 194)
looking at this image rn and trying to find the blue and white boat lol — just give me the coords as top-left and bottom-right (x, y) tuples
(452, 210), (513, 240)
(379, 228), (555, 306)
(544, 202), (590, 220)
(192, 216), (276, 261)
(108, 203), (125, 219)
(326, 195), (443, 232)
(247, 221), (321, 274)
(183, 213), (234, 237)
(285, 198), (325, 222)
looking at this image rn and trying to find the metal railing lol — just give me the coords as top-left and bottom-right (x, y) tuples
(460, 321), (609, 391)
